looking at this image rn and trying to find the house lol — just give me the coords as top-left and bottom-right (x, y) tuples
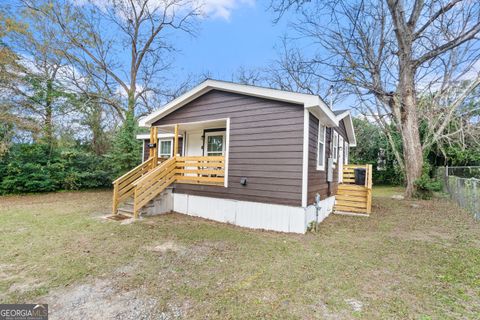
(113, 80), (372, 233)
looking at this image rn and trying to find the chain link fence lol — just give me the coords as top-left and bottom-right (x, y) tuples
(437, 166), (480, 220)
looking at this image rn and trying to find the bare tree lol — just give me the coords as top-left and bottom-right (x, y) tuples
(271, 0), (480, 197)
(23, 0), (201, 121)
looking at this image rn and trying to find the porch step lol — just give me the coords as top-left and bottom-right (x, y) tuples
(115, 197), (153, 217)
(337, 184), (367, 191)
(334, 205), (368, 213)
(336, 200), (367, 209)
(334, 183), (370, 215)
(335, 194), (367, 202)
(116, 208), (134, 217)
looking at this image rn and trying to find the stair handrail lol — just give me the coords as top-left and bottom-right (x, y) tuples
(112, 157), (154, 185)
(132, 157), (176, 187)
(112, 157), (154, 215)
(132, 157), (178, 217)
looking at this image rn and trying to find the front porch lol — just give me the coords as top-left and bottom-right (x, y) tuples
(112, 119), (228, 218)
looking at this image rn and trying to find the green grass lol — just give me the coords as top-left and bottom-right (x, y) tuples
(0, 188), (479, 319)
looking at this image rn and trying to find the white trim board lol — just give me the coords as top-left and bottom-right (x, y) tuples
(335, 111), (357, 147)
(136, 133), (181, 140)
(139, 79), (338, 128)
(301, 109), (310, 207)
(224, 118), (230, 188)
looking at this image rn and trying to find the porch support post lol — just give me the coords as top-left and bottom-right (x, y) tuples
(149, 126), (158, 168)
(174, 124), (179, 156)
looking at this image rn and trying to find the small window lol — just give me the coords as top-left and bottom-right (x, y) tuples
(205, 132), (225, 156)
(159, 140), (172, 158)
(317, 124), (326, 170)
(333, 131), (338, 163)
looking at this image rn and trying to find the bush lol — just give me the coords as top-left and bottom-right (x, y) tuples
(0, 143), (115, 194)
(414, 163), (442, 199)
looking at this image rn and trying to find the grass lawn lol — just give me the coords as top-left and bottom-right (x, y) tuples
(0, 187), (479, 319)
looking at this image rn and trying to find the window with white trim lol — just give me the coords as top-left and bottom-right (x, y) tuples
(205, 132), (225, 156)
(333, 131), (338, 162)
(158, 139), (172, 158)
(316, 124), (326, 170)
(344, 142), (349, 165)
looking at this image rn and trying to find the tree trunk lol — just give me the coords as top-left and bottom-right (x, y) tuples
(399, 66), (423, 198)
(44, 78), (54, 149)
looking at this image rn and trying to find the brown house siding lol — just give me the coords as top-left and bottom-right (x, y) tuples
(307, 114), (349, 204)
(152, 90), (305, 206)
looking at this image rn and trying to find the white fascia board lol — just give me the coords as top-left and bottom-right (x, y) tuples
(135, 133), (180, 140)
(335, 111), (357, 147)
(306, 102), (338, 127)
(140, 79), (338, 127)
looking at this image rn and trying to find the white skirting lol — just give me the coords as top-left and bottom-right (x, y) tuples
(169, 193), (335, 234)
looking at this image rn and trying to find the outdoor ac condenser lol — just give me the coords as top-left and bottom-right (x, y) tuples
(327, 158), (334, 182)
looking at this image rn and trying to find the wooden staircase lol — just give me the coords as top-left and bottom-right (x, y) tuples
(116, 197), (155, 217)
(334, 164), (373, 216)
(112, 156), (225, 218)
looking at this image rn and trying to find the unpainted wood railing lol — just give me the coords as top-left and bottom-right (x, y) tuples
(133, 157), (178, 216)
(112, 156), (225, 218)
(175, 156), (225, 185)
(112, 157), (154, 215)
(341, 164), (373, 214)
(132, 155), (225, 217)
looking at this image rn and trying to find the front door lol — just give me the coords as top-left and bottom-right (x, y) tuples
(186, 130), (203, 156)
(338, 136), (344, 183)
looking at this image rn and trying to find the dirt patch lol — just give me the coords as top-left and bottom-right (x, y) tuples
(345, 298), (363, 312)
(42, 279), (162, 320)
(8, 278), (44, 295)
(145, 241), (187, 254)
(105, 214), (131, 221)
(391, 228), (454, 243)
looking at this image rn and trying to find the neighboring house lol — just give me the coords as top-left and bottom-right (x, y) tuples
(113, 80), (372, 233)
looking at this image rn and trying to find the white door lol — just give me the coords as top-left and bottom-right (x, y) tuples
(185, 130), (203, 156)
(338, 136), (344, 183)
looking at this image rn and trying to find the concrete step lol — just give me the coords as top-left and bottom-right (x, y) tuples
(117, 207), (134, 215)
(125, 200), (154, 208)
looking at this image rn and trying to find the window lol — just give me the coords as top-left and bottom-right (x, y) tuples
(316, 124), (326, 170)
(205, 132), (225, 156)
(159, 139), (172, 158)
(333, 131), (338, 163)
(344, 142), (349, 165)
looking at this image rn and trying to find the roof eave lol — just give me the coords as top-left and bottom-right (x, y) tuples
(139, 80), (338, 127)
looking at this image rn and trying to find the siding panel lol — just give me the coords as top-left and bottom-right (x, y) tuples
(153, 90), (304, 206)
(307, 114), (349, 204)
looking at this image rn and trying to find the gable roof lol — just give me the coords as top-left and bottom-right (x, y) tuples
(139, 79), (339, 127)
(334, 109), (357, 147)
(333, 109), (349, 116)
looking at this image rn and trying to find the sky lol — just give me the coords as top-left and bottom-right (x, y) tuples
(171, 1), (292, 81)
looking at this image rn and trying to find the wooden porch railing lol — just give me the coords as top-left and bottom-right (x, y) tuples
(343, 164), (372, 187)
(339, 164), (373, 214)
(175, 156), (225, 185)
(112, 156), (225, 218)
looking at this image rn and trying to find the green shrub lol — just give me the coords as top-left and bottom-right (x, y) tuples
(0, 143), (115, 194)
(414, 163), (442, 199)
